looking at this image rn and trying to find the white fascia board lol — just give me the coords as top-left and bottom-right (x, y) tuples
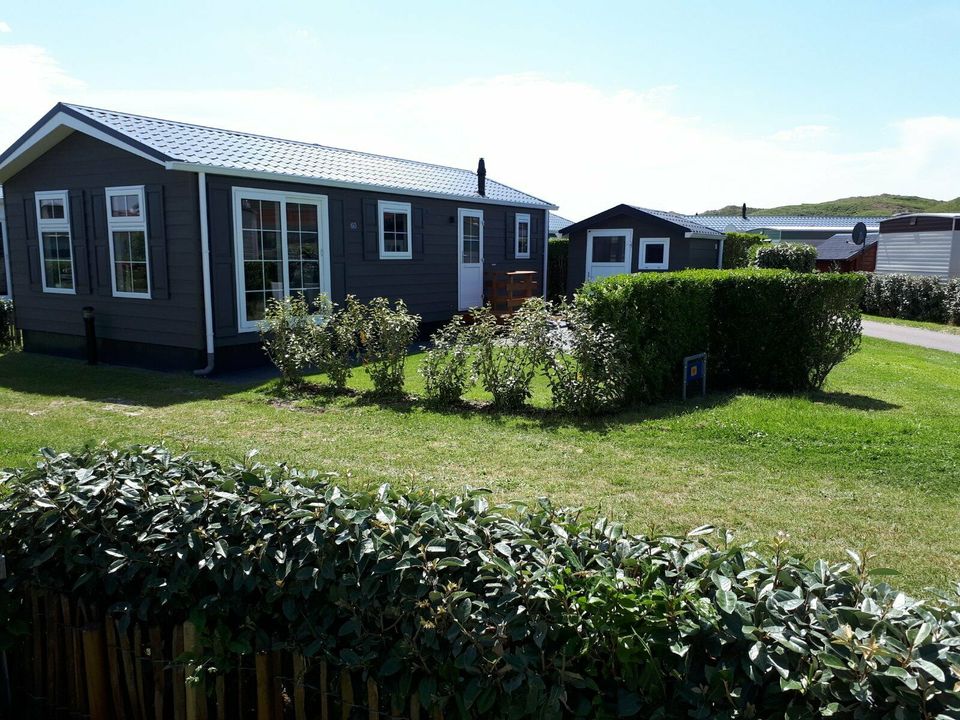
(0, 112), (167, 182)
(684, 231), (725, 240)
(164, 162), (559, 211)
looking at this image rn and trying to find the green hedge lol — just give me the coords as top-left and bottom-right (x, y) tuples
(1, 448), (958, 719)
(861, 273), (960, 325)
(547, 236), (569, 300)
(752, 242), (818, 273)
(722, 232), (769, 269)
(577, 269), (865, 400)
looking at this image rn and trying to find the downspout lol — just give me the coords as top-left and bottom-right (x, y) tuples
(542, 209), (549, 299)
(717, 234), (725, 269)
(194, 171), (215, 376)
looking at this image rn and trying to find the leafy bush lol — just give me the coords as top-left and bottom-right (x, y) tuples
(0, 298), (19, 351)
(419, 314), (474, 406)
(576, 271), (714, 402)
(472, 299), (550, 410)
(578, 269), (865, 399)
(751, 242), (818, 272)
(259, 294), (319, 386)
(861, 273), (956, 324)
(357, 297), (421, 397)
(2, 447), (959, 719)
(542, 302), (629, 415)
(547, 235), (569, 300)
(722, 232), (769, 269)
(711, 270), (865, 391)
(312, 295), (362, 390)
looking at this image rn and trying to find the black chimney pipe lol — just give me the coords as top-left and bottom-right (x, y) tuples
(741, 203), (747, 220)
(82, 306), (98, 365)
(477, 158), (486, 197)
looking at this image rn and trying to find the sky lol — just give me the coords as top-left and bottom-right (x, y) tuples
(2, 1), (960, 218)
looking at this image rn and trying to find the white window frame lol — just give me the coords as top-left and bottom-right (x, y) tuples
(0, 208), (10, 300)
(35, 190), (75, 295)
(377, 200), (413, 259)
(105, 185), (151, 299)
(639, 237), (670, 271)
(515, 212), (531, 259)
(232, 186), (331, 333)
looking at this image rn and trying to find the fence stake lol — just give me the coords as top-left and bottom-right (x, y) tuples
(292, 653), (307, 720)
(81, 621), (111, 720)
(149, 625), (166, 720)
(134, 624), (149, 720)
(212, 637), (227, 720)
(366, 678), (378, 720)
(409, 693), (420, 720)
(339, 672), (353, 720)
(319, 661), (329, 720)
(183, 621), (208, 720)
(172, 626), (186, 720)
(30, 588), (43, 705)
(255, 653), (272, 720)
(271, 650), (284, 720)
(104, 614), (128, 720)
(119, 620), (142, 720)
(0, 556), (8, 715)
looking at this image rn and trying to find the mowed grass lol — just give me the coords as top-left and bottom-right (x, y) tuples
(864, 313), (960, 336)
(0, 337), (958, 593)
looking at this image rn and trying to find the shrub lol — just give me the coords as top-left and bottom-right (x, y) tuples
(542, 302), (629, 415)
(948, 279), (960, 325)
(722, 232), (768, 269)
(259, 294), (319, 387)
(751, 242), (817, 272)
(312, 295), (362, 390)
(576, 271), (714, 402)
(711, 270), (865, 391)
(578, 269), (865, 399)
(861, 273), (953, 324)
(356, 297), (420, 397)
(472, 299), (550, 410)
(547, 235), (569, 300)
(1, 447), (959, 719)
(0, 298), (18, 351)
(419, 314), (474, 406)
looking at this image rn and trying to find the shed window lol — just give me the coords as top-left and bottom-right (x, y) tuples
(591, 234), (626, 264)
(106, 186), (150, 298)
(35, 190), (75, 294)
(639, 238), (670, 270)
(378, 200), (412, 259)
(515, 213), (531, 258)
(233, 187), (330, 332)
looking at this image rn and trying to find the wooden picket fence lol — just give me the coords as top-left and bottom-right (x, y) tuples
(4, 588), (443, 720)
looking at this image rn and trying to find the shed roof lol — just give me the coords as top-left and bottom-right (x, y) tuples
(683, 215), (886, 233)
(0, 103), (556, 209)
(549, 212), (573, 234)
(562, 204), (725, 239)
(815, 232), (879, 261)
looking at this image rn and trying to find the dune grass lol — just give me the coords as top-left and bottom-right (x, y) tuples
(0, 336), (958, 593)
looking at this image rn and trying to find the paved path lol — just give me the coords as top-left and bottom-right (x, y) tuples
(862, 319), (960, 354)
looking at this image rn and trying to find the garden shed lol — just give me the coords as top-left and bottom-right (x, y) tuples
(561, 204), (724, 295)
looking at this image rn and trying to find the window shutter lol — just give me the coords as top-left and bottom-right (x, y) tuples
(145, 184), (169, 299)
(23, 197), (40, 288)
(362, 199), (378, 260)
(532, 212), (542, 257)
(505, 212), (515, 259)
(329, 198), (345, 261)
(90, 191), (113, 297)
(413, 207), (424, 259)
(209, 187), (236, 337)
(68, 190), (91, 294)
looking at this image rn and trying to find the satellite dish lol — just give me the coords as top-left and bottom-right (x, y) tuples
(852, 222), (867, 246)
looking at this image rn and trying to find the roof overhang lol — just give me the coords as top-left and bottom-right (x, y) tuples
(0, 105), (171, 184)
(685, 231), (725, 240)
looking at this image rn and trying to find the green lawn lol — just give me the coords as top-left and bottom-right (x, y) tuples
(864, 313), (960, 336)
(1, 337), (959, 593)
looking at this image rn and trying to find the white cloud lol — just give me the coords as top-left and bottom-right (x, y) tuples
(2, 45), (960, 219)
(0, 21), (11, 33)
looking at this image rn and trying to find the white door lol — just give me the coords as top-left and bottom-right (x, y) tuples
(586, 228), (633, 282)
(458, 208), (483, 309)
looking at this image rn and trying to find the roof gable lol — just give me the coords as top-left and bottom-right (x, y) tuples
(0, 103), (556, 209)
(561, 204), (724, 239)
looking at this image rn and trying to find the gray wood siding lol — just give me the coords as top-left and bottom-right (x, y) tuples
(565, 212), (718, 295)
(205, 174), (546, 346)
(3, 132), (204, 350)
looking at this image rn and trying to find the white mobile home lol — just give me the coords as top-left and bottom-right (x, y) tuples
(876, 214), (960, 279)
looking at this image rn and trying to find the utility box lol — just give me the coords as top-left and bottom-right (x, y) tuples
(683, 353), (707, 400)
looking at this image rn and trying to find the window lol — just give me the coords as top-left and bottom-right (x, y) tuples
(639, 238), (670, 270)
(0, 218), (9, 299)
(378, 200), (412, 259)
(515, 213), (531, 258)
(106, 186), (150, 298)
(233, 188), (329, 331)
(591, 234), (627, 264)
(35, 190), (75, 293)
